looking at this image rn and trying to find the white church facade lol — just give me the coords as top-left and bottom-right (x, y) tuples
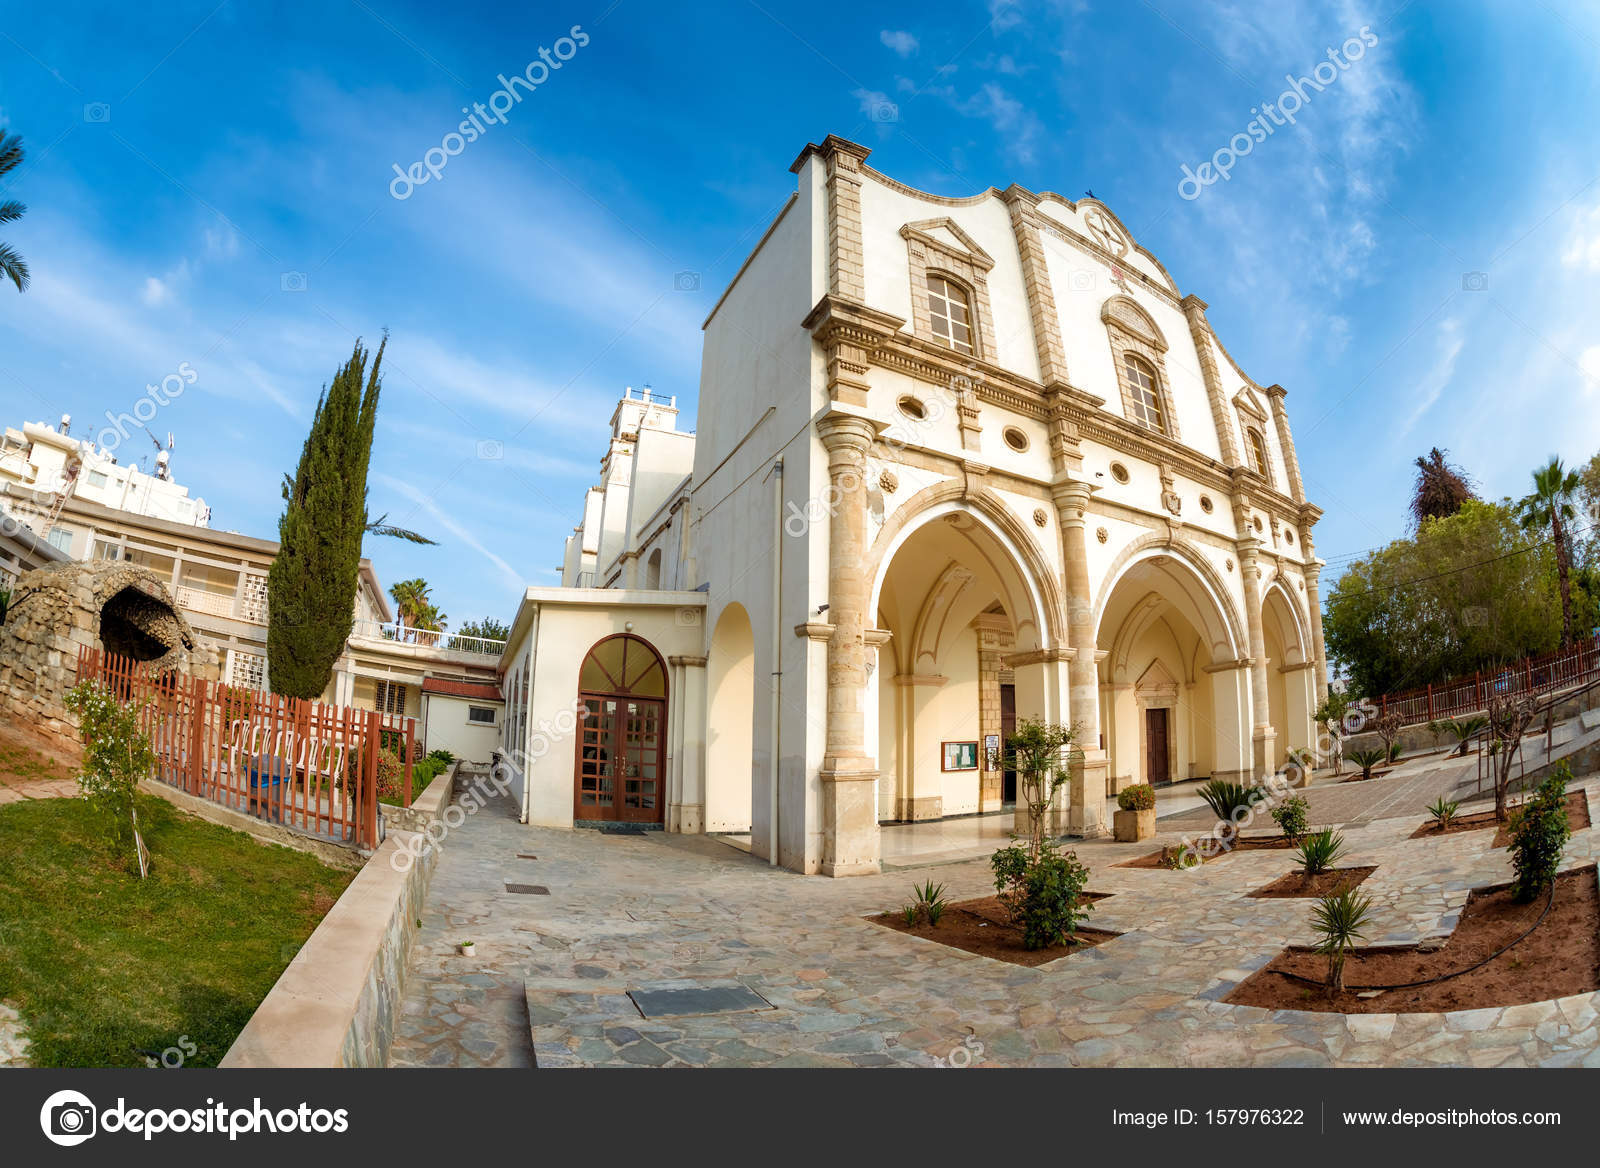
(497, 134), (1329, 877)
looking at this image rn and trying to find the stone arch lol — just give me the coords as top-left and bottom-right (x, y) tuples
(1091, 533), (1245, 664)
(1261, 578), (1309, 668)
(866, 480), (1066, 654)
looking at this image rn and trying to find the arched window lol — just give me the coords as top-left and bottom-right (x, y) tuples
(1247, 428), (1269, 477)
(1121, 353), (1166, 433)
(578, 634), (666, 699)
(643, 548), (662, 590)
(926, 274), (975, 356)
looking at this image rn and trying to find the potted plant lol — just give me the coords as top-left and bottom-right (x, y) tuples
(1113, 783), (1157, 842)
(459, 940), (475, 957)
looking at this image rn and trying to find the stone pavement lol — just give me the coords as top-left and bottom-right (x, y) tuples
(388, 775), (1600, 1069)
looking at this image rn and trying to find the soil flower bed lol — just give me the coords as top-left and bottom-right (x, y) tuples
(1246, 865), (1377, 899)
(1409, 790), (1591, 846)
(870, 893), (1117, 967)
(1225, 865), (1599, 1014)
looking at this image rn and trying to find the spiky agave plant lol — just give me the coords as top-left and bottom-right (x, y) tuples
(1312, 886), (1374, 998)
(1296, 829), (1346, 877)
(1427, 796), (1460, 830)
(1198, 780), (1264, 837)
(1347, 747), (1385, 780)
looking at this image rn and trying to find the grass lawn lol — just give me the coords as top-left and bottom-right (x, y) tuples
(0, 794), (354, 1067)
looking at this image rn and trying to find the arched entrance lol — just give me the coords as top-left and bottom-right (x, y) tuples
(1262, 582), (1314, 762)
(1095, 544), (1250, 791)
(574, 633), (668, 824)
(706, 603), (755, 833)
(869, 503), (1058, 822)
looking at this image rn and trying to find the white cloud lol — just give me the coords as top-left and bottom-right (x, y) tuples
(140, 276), (172, 306)
(880, 30), (918, 57)
(373, 471), (527, 594)
(1399, 317), (1464, 434)
(988, 0), (1026, 31)
(1561, 201), (1600, 271)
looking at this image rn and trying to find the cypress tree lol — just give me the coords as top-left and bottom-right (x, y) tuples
(267, 337), (385, 698)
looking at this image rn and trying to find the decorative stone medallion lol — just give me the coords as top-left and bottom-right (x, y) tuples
(1032, 508), (1048, 527)
(879, 469), (898, 494)
(1096, 526), (1108, 544)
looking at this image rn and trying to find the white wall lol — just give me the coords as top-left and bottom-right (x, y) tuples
(424, 694), (503, 762)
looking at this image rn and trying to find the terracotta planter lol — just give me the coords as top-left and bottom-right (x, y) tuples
(1113, 807), (1155, 842)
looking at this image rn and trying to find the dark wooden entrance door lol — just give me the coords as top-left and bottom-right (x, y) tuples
(1000, 682), (1017, 804)
(1145, 707), (1170, 787)
(575, 697), (666, 823)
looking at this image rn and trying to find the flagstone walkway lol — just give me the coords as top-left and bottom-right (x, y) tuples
(388, 775), (1600, 1069)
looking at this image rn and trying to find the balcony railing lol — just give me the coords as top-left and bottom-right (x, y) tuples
(175, 585), (239, 620)
(350, 619), (506, 658)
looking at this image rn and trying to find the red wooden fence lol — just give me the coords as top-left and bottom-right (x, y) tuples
(76, 647), (417, 850)
(1373, 637), (1600, 726)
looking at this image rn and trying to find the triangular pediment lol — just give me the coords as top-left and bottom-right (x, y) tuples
(899, 217), (995, 271)
(1135, 659), (1178, 691)
(1233, 388), (1268, 420)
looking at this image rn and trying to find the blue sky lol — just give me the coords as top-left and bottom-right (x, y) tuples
(3, 0), (1599, 626)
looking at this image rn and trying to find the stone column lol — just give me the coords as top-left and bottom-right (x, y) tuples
(815, 412), (881, 877)
(1237, 540), (1277, 779)
(1000, 185), (1071, 390)
(1050, 479), (1109, 837)
(1304, 561), (1330, 707)
(1264, 384), (1306, 503)
(667, 655), (707, 834)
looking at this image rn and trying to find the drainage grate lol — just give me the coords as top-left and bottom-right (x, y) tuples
(627, 983), (774, 1019)
(505, 883), (549, 895)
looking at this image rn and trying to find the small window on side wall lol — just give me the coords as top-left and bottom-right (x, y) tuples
(926, 274), (975, 356)
(467, 706), (496, 724)
(1247, 428), (1269, 477)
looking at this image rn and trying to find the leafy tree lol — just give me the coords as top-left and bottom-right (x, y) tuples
(1324, 500), (1572, 696)
(0, 132), (29, 293)
(1515, 456), (1583, 647)
(63, 682), (154, 877)
(268, 338), (392, 698)
(1410, 447), (1475, 529)
(992, 719), (1078, 856)
(451, 616), (511, 647)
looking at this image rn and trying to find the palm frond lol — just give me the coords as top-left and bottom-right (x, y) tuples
(0, 133), (22, 180)
(0, 200), (25, 226)
(0, 242), (29, 293)
(366, 517), (437, 545)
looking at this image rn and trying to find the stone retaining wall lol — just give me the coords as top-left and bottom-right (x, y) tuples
(220, 766), (456, 1068)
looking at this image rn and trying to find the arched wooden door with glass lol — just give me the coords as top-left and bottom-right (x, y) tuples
(573, 634), (668, 824)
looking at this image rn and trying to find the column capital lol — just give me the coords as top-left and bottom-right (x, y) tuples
(790, 134), (872, 175)
(667, 655), (707, 668)
(1179, 293), (1210, 317)
(815, 411), (877, 457)
(1050, 477), (1095, 523)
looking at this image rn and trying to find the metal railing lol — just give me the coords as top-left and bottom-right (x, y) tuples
(349, 618), (505, 657)
(77, 646), (420, 849)
(1374, 639), (1600, 726)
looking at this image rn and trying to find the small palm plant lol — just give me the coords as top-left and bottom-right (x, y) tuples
(1312, 886), (1374, 998)
(1386, 742), (1403, 763)
(1198, 779), (1264, 838)
(903, 880), (948, 927)
(1347, 747), (1385, 780)
(1442, 715), (1488, 757)
(1427, 796), (1460, 831)
(1296, 829), (1346, 878)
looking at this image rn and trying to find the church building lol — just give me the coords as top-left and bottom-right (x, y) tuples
(497, 134), (1329, 876)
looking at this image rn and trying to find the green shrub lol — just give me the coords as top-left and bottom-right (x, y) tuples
(1271, 795), (1309, 840)
(1312, 886), (1374, 997)
(1347, 747), (1385, 779)
(1198, 780), (1265, 833)
(991, 839), (1093, 950)
(1426, 796), (1460, 830)
(1387, 742), (1403, 763)
(1117, 783), (1155, 811)
(1507, 765), (1573, 902)
(1296, 829), (1345, 876)
(427, 748), (454, 765)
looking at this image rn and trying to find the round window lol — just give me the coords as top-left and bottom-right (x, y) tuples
(1110, 462), (1130, 484)
(1002, 426), (1029, 452)
(1199, 495), (1214, 514)
(897, 396), (926, 421)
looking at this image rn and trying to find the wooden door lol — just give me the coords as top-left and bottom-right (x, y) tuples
(575, 698), (666, 823)
(1145, 708), (1170, 786)
(999, 683), (1017, 804)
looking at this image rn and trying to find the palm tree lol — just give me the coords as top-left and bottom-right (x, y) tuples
(0, 132), (31, 293)
(388, 578), (432, 639)
(1409, 447), (1474, 529)
(1516, 456), (1582, 647)
(412, 601), (448, 646)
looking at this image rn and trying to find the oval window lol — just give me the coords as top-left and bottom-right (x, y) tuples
(1002, 427), (1029, 452)
(1110, 462), (1130, 484)
(897, 396), (926, 421)
(1199, 495), (1214, 514)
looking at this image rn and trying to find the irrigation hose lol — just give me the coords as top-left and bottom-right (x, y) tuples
(1273, 879), (1558, 994)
